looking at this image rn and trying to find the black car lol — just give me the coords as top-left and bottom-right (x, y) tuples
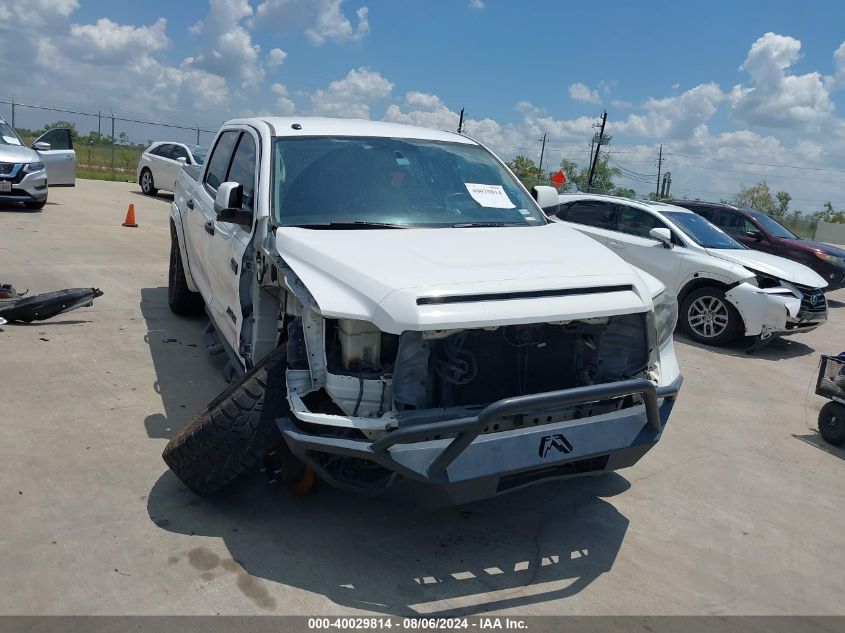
(668, 200), (845, 291)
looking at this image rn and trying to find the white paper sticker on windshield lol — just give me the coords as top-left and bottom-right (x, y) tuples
(465, 183), (515, 209)
(2, 136), (21, 145)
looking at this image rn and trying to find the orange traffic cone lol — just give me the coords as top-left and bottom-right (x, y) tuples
(122, 203), (137, 228)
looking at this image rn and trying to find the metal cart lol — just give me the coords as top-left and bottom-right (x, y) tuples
(815, 353), (845, 446)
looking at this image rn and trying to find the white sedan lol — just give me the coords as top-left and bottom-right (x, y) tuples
(554, 193), (828, 346)
(137, 142), (207, 196)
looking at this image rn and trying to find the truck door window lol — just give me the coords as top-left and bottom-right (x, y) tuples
(225, 134), (257, 212)
(205, 131), (240, 191)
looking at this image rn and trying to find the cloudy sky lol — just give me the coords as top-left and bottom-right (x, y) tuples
(2, 0), (845, 211)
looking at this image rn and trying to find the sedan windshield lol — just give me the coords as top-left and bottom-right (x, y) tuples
(749, 210), (797, 239)
(0, 121), (22, 146)
(190, 146), (207, 165)
(271, 136), (545, 227)
(664, 211), (744, 249)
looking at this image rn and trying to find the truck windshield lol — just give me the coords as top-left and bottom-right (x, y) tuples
(664, 211), (745, 249)
(271, 136), (545, 227)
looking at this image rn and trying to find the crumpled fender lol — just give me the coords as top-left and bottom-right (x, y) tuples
(725, 282), (800, 337)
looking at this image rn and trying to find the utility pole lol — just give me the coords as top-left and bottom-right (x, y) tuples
(587, 110), (607, 191)
(537, 133), (547, 187)
(10, 97), (14, 128)
(98, 110), (101, 137)
(655, 144), (664, 197)
(457, 107), (465, 134)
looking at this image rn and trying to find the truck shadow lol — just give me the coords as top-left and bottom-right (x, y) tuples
(792, 433), (845, 462)
(147, 470), (630, 616)
(139, 286), (632, 615)
(140, 286), (227, 440)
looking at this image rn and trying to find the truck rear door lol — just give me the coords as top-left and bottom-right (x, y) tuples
(190, 128), (257, 358)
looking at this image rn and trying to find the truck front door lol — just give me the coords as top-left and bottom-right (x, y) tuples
(193, 128), (257, 361)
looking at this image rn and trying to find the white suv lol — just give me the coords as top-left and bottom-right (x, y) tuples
(554, 193), (828, 346)
(136, 142), (207, 196)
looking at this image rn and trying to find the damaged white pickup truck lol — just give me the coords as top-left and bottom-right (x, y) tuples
(163, 118), (682, 505)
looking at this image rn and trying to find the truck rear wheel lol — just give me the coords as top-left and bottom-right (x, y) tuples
(162, 346), (300, 496)
(168, 236), (204, 315)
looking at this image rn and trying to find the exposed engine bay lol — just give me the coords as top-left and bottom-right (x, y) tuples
(285, 309), (652, 428)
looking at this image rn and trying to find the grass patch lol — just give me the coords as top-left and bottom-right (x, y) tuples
(77, 168), (137, 183)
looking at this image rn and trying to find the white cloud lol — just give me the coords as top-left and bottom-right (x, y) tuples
(271, 83), (296, 115)
(184, 0), (263, 88)
(469, 0), (485, 9)
(569, 82), (600, 104)
(614, 82), (725, 139)
(256, 0), (370, 46)
(67, 17), (168, 64)
(311, 67), (393, 118)
(267, 47), (288, 68)
(825, 41), (845, 91)
(0, 0), (78, 29)
(729, 32), (833, 129)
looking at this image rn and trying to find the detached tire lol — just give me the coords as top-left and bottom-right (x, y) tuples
(818, 401), (845, 446)
(680, 286), (742, 346)
(162, 346), (294, 496)
(168, 236), (204, 315)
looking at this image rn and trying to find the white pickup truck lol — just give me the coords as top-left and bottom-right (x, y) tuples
(163, 117), (683, 505)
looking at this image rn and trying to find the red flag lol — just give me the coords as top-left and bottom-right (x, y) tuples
(552, 170), (566, 187)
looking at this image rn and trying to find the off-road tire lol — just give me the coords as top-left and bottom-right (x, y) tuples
(680, 286), (742, 346)
(140, 168), (158, 196)
(168, 236), (204, 315)
(818, 401), (845, 446)
(24, 199), (46, 210)
(162, 346), (294, 496)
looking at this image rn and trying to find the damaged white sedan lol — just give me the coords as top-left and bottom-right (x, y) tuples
(555, 194), (828, 347)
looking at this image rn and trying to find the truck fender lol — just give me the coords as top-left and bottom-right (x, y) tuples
(170, 202), (200, 294)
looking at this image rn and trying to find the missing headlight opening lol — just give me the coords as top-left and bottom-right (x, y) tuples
(302, 314), (650, 421)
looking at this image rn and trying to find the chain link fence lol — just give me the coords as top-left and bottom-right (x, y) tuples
(1, 96), (220, 182)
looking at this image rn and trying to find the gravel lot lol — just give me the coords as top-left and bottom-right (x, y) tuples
(1, 180), (843, 616)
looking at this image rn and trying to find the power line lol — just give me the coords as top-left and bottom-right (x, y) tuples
(670, 151), (845, 174)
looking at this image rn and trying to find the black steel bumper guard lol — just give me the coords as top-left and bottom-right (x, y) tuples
(278, 376), (683, 502)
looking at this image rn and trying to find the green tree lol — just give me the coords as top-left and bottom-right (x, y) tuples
(774, 191), (791, 220)
(734, 181), (776, 214)
(506, 155), (545, 189)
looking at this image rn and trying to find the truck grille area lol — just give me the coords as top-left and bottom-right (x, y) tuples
(393, 313), (650, 411)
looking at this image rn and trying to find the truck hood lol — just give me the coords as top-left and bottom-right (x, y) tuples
(0, 143), (39, 164)
(276, 223), (659, 333)
(707, 248), (827, 288)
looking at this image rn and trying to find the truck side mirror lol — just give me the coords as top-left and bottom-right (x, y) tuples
(176, 156), (187, 164)
(32, 142), (51, 152)
(649, 227), (674, 249)
(746, 229), (764, 241)
(214, 182), (252, 229)
(532, 185), (560, 215)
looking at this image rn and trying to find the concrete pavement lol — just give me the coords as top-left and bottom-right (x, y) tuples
(0, 180), (843, 616)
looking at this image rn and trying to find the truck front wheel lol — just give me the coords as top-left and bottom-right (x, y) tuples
(168, 236), (204, 315)
(162, 346), (302, 496)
